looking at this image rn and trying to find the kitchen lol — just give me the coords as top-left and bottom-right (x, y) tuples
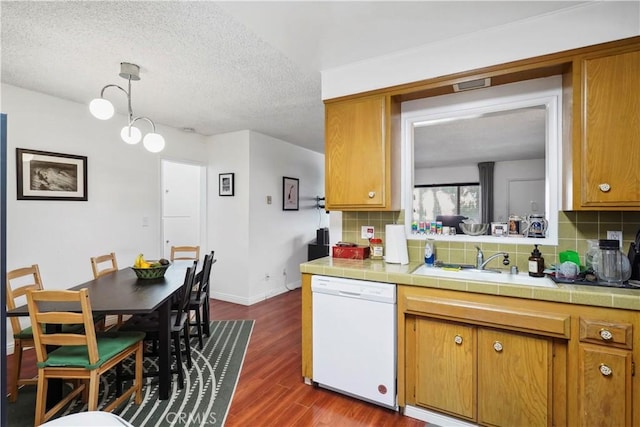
(2, 1), (640, 426)
(303, 32), (640, 427)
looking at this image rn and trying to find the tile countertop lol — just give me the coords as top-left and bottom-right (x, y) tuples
(300, 257), (640, 311)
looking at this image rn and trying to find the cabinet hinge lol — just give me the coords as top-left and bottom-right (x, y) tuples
(632, 360), (635, 377)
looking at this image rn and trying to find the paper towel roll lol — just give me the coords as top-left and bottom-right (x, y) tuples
(385, 224), (409, 265)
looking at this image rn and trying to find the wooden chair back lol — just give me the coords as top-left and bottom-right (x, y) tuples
(7, 264), (44, 336)
(90, 252), (118, 279)
(26, 288), (100, 366)
(170, 245), (200, 261)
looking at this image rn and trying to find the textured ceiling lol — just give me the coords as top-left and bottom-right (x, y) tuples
(1, 1), (586, 153)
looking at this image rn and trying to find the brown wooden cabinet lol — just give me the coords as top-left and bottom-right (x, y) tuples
(324, 94), (400, 211)
(578, 317), (634, 426)
(568, 45), (640, 209)
(410, 302), (557, 426)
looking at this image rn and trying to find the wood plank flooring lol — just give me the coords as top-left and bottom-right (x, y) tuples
(6, 289), (425, 426)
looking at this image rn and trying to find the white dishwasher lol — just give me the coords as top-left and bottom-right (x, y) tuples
(312, 275), (397, 409)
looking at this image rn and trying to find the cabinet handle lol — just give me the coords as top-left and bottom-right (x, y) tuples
(493, 341), (503, 352)
(368, 191), (376, 199)
(599, 329), (613, 341)
(598, 183), (611, 192)
(599, 364), (613, 376)
(454, 335), (463, 345)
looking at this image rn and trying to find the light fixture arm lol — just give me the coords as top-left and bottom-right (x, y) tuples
(90, 62), (165, 152)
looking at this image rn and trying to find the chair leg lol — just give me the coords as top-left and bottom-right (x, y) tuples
(34, 371), (47, 426)
(203, 299), (211, 337)
(195, 308), (204, 349)
(116, 363), (123, 397)
(9, 340), (22, 402)
(183, 324), (192, 369)
(88, 371), (100, 411)
(173, 332), (184, 389)
(134, 341), (143, 405)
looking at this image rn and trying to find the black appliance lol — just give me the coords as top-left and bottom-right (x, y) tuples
(628, 229), (640, 280)
(308, 228), (330, 261)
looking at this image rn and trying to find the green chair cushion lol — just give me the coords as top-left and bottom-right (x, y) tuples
(37, 331), (145, 370)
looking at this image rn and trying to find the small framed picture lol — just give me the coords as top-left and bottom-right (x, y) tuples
(491, 222), (509, 237)
(219, 173), (234, 196)
(282, 176), (299, 211)
(16, 148), (88, 201)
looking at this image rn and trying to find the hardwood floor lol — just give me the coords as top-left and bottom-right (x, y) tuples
(6, 289), (425, 426)
(214, 289), (423, 427)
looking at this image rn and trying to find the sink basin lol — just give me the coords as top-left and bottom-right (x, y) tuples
(412, 264), (558, 288)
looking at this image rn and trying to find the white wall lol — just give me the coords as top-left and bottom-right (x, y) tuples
(322, 2), (640, 99)
(207, 130), (326, 305)
(3, 83), (208, 351)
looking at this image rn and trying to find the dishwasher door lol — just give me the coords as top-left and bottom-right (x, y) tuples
(312, 275), (397, 409)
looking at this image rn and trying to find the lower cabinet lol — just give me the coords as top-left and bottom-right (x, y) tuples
(414, 317), (554, 426)
(578, 344), (632, 426)
(397, 285), (639, 426)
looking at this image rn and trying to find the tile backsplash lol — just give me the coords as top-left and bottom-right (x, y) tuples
(341, 211), (640, 272)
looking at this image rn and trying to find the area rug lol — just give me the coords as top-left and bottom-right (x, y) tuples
(6, 320), (254, 427)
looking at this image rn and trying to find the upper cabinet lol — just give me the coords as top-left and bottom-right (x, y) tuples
(324, 95), (400, 211)
(567, 45), (640, 210)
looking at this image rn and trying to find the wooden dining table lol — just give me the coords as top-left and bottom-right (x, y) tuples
(6, 262), (192, 404)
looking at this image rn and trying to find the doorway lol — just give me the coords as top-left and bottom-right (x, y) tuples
(161, 160), (206, 260)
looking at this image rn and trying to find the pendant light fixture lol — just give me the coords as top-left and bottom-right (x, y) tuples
(89, 62), (165, 153)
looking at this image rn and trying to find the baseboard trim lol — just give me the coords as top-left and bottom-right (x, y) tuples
(404, 405), (478, 427)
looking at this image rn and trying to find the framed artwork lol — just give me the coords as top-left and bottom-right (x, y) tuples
(283, 176), (299, 211)
(219, 172), (234, 196)
(16, 148), (88, 201)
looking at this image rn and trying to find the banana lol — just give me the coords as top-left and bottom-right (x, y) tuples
(134, 253), (145, 268)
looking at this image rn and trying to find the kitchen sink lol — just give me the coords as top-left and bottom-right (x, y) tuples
(412, 264), (558, 288)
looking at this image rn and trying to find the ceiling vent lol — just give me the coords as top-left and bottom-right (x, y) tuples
(453, 77), (491, 92)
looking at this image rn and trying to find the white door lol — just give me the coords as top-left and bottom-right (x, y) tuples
(161, 160), (205, 259)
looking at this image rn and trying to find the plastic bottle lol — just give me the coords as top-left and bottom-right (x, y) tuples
(424, 239), (435, 266)
(528, 244), (545, 277)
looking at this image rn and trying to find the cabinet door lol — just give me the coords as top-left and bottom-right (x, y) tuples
(415, 318), (475, 420)
(478, 329), (551, 427)
(579, 48), (640, 207)
(578, 344), (632, 427)
(325, 95), (392, 210)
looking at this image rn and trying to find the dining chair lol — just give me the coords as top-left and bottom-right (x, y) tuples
(170, 245), (200, 261)
(189, 252), (216, 349)
(90, 252), (121, 328)
(26, 288), (145, 426)
(119, 262), (198, 389)
(6, 264), (44, 402)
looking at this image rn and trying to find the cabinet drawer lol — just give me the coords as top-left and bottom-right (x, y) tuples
(579, 318), (632, 349)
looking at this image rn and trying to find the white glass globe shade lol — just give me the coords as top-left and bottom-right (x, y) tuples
(120, 125), (142, 145)
(89, 98), (115, 120)
(143, 133), (165, 153)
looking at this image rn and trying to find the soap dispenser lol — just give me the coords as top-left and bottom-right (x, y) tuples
(528, 244), (545, 277)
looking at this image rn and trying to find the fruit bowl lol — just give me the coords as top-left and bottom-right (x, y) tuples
(132, 263), (171, 279)
(459, 223), (489, 236)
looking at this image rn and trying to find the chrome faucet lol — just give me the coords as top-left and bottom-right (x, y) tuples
(475, 246), (510, 270)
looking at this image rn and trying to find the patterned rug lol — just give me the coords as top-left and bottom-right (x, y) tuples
(6, 320), (254, 427)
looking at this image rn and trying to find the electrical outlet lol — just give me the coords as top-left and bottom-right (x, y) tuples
(607, 230), (623, 248)
(361, 226), (374, 239)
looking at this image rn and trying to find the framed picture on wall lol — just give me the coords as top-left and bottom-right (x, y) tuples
(283, 176), (299, 211)
(16, 148), (88, 201)
(219, 172), (234, 196)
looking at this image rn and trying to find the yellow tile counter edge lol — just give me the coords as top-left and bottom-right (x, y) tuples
(300, 257), (640, 311)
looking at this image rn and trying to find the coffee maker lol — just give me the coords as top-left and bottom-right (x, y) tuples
(627, 229), (640, 280)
